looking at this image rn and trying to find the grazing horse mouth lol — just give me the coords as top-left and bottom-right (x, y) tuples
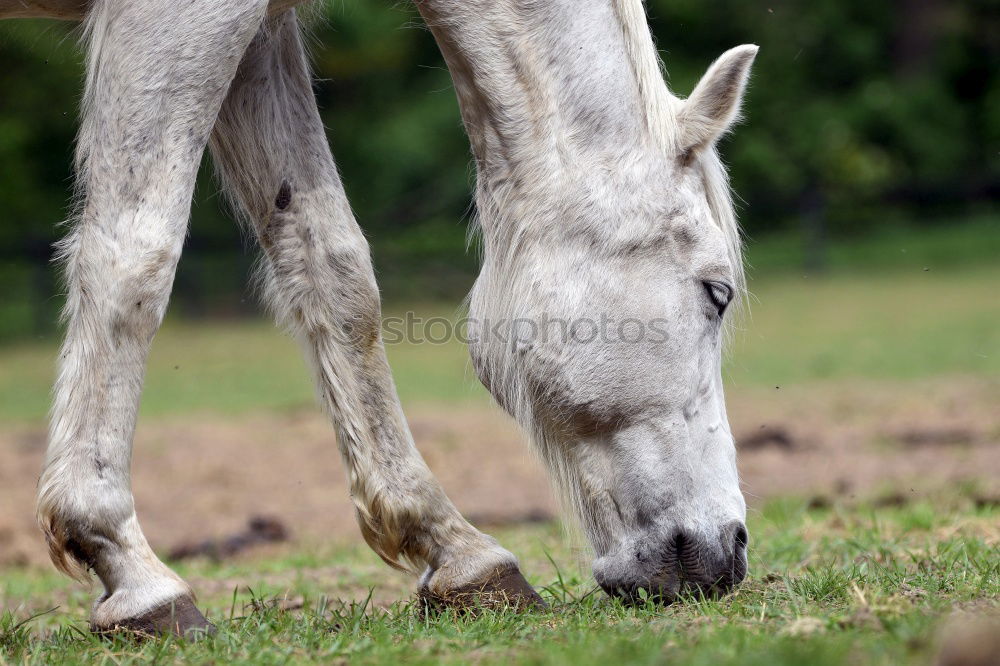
(595, 522), (750, 603)
(673, 528), (749, 596)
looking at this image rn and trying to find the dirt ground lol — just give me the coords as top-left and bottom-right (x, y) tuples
(1, 376), (997, 570)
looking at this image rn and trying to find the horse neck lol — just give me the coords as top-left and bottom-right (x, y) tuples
(419, 0), (677, 202)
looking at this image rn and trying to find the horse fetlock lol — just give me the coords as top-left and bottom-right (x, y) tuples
(37, 494), (129, 581)
(40, 515), (106, 581)
(40, 500), (188, 600)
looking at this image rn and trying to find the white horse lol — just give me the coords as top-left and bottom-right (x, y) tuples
(3, 0), (757, 636)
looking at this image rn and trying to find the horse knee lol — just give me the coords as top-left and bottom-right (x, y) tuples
(290, 248), (381, 348)
(113, 256), (179, 339)
(319, 246), (382, 346)
(61, 225), (181, 342)
(261, 202), (382, 347)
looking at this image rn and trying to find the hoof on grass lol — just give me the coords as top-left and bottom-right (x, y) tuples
(91, 595), (215, 640)
(419, 565), (548, 613)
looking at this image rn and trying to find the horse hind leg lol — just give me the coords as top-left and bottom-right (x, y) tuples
(36, 0), (269, 636)
(209, 10), (544, 610)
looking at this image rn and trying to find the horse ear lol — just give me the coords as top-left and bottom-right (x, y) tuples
(678, 44), (758, 155)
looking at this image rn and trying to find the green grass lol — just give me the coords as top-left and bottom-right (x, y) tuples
(2, 494), (997, 665)
(730, 264), (1000, 383)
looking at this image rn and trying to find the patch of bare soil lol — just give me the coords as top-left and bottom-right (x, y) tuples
(0, 377), (997, 570)
(729, 376), (1000, 503)
(935, 607), (1000, 666)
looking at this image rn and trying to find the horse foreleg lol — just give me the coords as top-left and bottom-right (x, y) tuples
(209, 11), (544, 609)
(36, 0), (269, 636)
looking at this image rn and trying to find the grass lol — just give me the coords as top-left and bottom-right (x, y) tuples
(2, 493), (997, 665)
(730, 264), (1000, 383)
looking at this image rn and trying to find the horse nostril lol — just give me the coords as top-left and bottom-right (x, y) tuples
(734, 524), (748, 551)
(730, 523), (749, 586)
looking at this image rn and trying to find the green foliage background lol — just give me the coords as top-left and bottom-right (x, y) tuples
(0, 1), (997, 337)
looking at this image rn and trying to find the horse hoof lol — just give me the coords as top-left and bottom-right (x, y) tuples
(91, 595), (215, 639)
(419, 565), (548, 613)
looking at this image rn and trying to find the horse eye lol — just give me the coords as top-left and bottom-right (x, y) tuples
(703, 280), (734, 316)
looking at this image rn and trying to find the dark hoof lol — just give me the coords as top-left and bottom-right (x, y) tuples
(91, 595), (215, 639)
(420, 566), (548, 613)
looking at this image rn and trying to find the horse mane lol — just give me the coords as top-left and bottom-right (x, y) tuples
(467, 0), (746, 307)
(613, 0), (746, 307)
(611, 0), (678, 151)
(698, 145), (747, 314)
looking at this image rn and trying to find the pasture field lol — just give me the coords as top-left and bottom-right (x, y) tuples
(1, 231), (998, 664)
(1, 493), (998, 665)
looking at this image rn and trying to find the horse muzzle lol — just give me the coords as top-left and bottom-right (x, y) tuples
(592, 520), (748, 603)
